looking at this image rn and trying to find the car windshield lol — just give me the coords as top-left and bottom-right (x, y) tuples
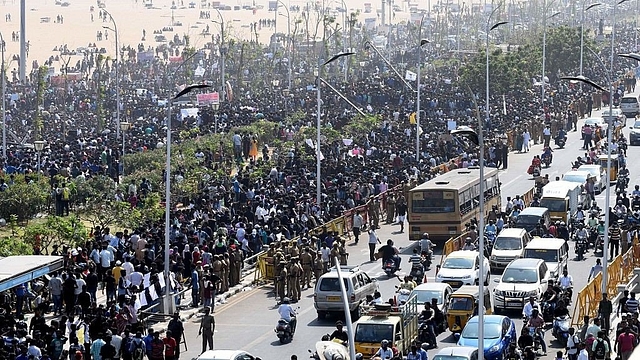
(354, 324), (394, 343)
(434, 356), (471, 360)
(493, 237), (522, 250)
(524, 249), (558, 262)
(450, 297), (473, 310)
(563, 174), (587, 183)
(412, 289), (444, 304)
(501, 268), (538, 283)
(442, 257), (473, 269)
(461, 322), (502, 339)
(585, 119), (602, 126)
(515, 215), (539, 225)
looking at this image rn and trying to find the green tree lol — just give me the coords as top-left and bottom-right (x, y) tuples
(22, 215), (88, 254)
(540, 26), (596, 83)
(0, 179), (50, 221)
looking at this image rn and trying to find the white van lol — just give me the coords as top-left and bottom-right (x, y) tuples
(523, 238), (569, 280)
(620, 96), (640, 117)
(490, 228), (531, 271)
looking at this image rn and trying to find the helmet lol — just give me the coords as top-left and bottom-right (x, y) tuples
(282, 297), (290, 304)
(422, 232), (429, 238)
(381, 340), (389, 346)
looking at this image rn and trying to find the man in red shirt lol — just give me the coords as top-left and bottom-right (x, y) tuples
(616, 326), (637, 360)
(163, 331), (178, 360)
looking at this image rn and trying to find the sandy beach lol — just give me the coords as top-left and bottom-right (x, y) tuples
(0, 0), (419, 73)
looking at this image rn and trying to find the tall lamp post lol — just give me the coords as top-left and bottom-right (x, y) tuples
(416, 38), (430, 162)
(212, 102), (220, 134)
(0, 31), (5, 160)
(276, 0), (292, 90)
(102, 9), (121, 139)
(541, 10), (561, 103)
(163, 84), (210, 315)
(34, 140), (46, 176)
(482, 9), (508, 349)
(120, 121), (130, 176)
(579, 3), (602, 80)
(212, 9), (226, 102)
(315, 52), (355, 209)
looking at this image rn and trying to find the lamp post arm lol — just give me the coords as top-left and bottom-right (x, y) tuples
(364, 40), (415, 92)
(318, 77), (366, 117)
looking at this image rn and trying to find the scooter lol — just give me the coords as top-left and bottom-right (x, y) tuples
(383, 258), (399, 277)
(555, 136), (567, 149)
(410, 264), (425, 284)
(553, 315), (571, 347)
(576, 236), (587, 261)
(529, 326), (543, 354)
(275, 318), (295, 344)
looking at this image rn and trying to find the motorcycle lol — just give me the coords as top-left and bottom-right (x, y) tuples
(308, 341), (358, 360)
(383, 258), (399, 277)
(410, 264), (425, 284)
(617, 174), (629, 193)
(275, 318), (296, 344)
(555, 136), (567, 149)
(528, 164), (541, 177)
(575, 236), (587, 261)
(595, 233), (604, 255)
(542, 153), (552, 168)
(541, 301), (554, 323)
(552, 315), (571, 347)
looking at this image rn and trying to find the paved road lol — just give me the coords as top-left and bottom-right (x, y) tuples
(176, 105), (640, 360)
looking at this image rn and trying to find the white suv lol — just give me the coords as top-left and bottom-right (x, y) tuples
(435, 250), (490, 288)
(620, 96), (640, 117)
(493, 258), (550, 313)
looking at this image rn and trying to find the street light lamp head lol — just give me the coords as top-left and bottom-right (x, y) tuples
(323, 52), (355, 66)
(586, 3), (602, 10)
(619, 53), (640, 62)
(419, 39), (430, 46)
(173, 84), (212, 99)
(34, 140), (46, 152)
(212, 103), (220, 111)
(560, 75), (607, 92)
(490, 21), (509, 31)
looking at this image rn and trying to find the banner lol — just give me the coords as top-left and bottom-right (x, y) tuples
(180, 108), (199, 120)
(137, 51), (155, 62)
(405, 70), (417, 81)
(196, 92), (220, 106)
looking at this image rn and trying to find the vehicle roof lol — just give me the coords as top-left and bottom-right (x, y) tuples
(504, 258), (544, 269)
(542, 181), (581, 198)
(563, 170), (591, 179)
(412, 167), (499, 192)
(496, 228), (527, 237)
(447, 250), (478, 259)
(468, 314), (506, 324)
(518, 207), (549, 216)
(357, 315), (401, 324)
(584, 117), (604, 123)
(413, 282), (452, 292)
(525, 237), (566, 249)
(435, 347), (477, 357)
(197, 350), (246, 360)
(452, 285), (488, 296)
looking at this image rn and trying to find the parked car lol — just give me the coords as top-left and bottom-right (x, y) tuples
(629, 120), (640, 145)
(457, 315), (517, 360)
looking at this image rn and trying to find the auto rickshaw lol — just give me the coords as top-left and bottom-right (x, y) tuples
(597, 155), (619, 182)
(446, 285), (492, 333)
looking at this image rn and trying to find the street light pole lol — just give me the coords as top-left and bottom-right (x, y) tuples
(214, 9), (226, 102)
(315, 52), (355, 210)
(120, 121), (130, 176)
(541, 10), (560, 104)
(0, 31), (5, 160)
(277, 0), (291, 90)
(416, 38), (430, 162)
(103, 9), (120, 139)
(481, 10), (507, 351)
(580, 3), (602, 80)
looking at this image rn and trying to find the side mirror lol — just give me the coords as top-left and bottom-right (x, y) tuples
(630, 127), (633, 129)
(395, 333), (402, 341)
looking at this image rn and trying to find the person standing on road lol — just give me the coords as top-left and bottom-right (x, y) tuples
(199, 306), (215, 354)
(396, 196), (407, 233)
(609, 221), (621, 259)
(352, 212), (364, 244)
(368, 228), (380, 262)
(167, 313), (184, 359)
(588, 259), (603, 281)
(598, 293), (612, 333)
(566, 327), (580, 360)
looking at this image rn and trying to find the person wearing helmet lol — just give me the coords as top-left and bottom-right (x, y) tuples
(380, 239), (401, 270)
(374, 340), (393, 359)
(558, 221), (570, 241)
(420, 233), (434, 258)
(462, 237), (476, 251)
(277, 297), (297, 336)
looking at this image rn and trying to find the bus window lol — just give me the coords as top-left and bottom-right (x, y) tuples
(412, 190), (455, 213)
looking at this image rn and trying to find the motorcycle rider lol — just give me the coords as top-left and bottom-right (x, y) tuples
(633, 196), (640, 211)
(558, 221), (570, 241)
(399, 276), (417, 291)
(462, 237), (476, 251)
(557, 128), (567, 144)
(575, 205), (586, 223)
(409, 248), (423, 275)
(530, 223), (547, 237)
(559, 269), (574, 301)
(575, 223), (589, 243)
(419, 302), (438, 349)
(528, 309), (548, 355)
(542, 281), (559, 316)
(485, 220), (497, 235)
(431, 298), (445, 334)
(419, 233), (434, 258)
(518, 326), (534, 350)
(277, 297), (297, 336)
(380, 239), (401, 270)
(523, 296), (541, 321)
(329, 321), (349, 342)
(614, 200), (628, 220)
(531, 196), (541, 207)
(554, 300), (570, 318)
(374, 339), (393, 359)
(542, 146), (553, 164)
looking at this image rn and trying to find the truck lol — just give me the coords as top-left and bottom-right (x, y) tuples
(540, 180), (582, 222)
(354, 295), (419, 357)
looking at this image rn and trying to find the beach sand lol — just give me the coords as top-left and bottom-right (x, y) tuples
(0, 0), (416, 73)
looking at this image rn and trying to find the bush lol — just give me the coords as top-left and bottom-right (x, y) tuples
(0, 177), (50, 221)
(22, 215), (88, 253)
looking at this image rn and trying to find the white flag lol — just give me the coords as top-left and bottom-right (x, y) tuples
(194, 66), (205, 77)
(405, 70), (417, 81)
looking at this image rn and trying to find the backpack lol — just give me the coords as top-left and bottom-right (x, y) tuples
(132, 340), (144, 360)
(594, 339), (606, 359)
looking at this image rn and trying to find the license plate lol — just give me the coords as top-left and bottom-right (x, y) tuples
(508, 302), (521, 307)
(327, 296), (341, 302)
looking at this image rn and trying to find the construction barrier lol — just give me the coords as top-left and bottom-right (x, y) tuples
(571, 239), (640, 326)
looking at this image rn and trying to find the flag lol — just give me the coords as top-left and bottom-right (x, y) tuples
(194, 66), (205, 77)
(405, 70), (417, 81)
(409, 112), (416, 124)
(226, 81), (234, 102)
(503, 95), (507, 115)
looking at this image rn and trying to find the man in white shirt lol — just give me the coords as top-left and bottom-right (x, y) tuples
(567, 327), (580, 360)
(577, 343), (589, 360)
(559, 269), (574, 299)
(122, 258), (135, 281)
(100, 245), (114, 283)
(277, 298), (297, 333)
(130, 269), (144, 288)
(522, 296), (540, 319)
(107, 329), (123, 359)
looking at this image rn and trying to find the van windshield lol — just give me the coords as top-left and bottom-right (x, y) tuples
(516, 215), (540, 225)
(524, 249), (558, 262)
(355, 324), (394, 343)
(493, 237), (522, 250)
(539, 198), (566, 212)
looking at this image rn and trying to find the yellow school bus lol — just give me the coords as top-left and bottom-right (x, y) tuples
(408, 167), (501, 240)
